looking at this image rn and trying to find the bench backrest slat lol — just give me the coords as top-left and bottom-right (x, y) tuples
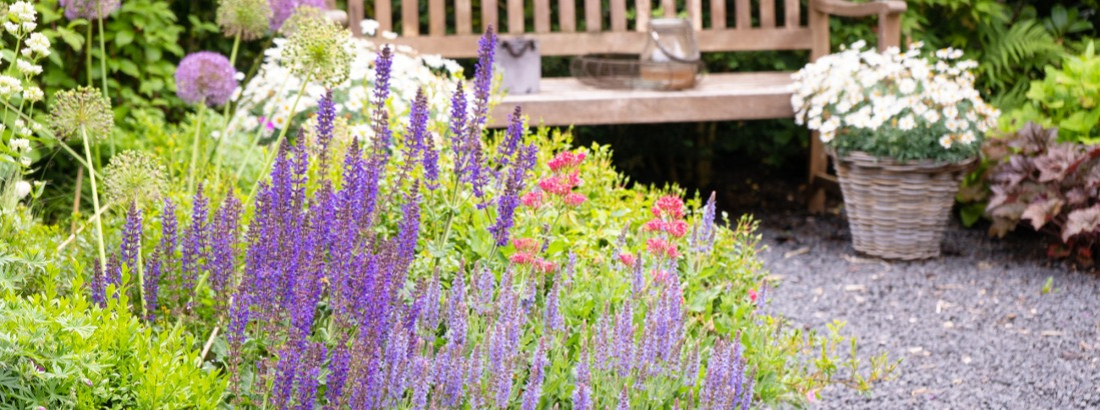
(402, 0), (420, 36)
(711, 0), (725, 29)
(735, 0), (750, 29)
(535, 0), (552, 32)
(584, 0), (601, 32)
(560, 0), (577, 32)
(354, 0), (813, 58)
(760, 0), (775, 27)
(455, 0), (473, 34)
(635, 0), (650, 32)
(611, 0), (628, 32)
(785, 0), (800, 27)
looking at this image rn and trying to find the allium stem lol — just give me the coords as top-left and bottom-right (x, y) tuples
(187, 103), (207, 196)
(245, 68), (312, 205)
(209, 33), (244, 176)
(81, 125), (108, 277)
(85, 23), (93, 87)
(97, 16), (110, 101)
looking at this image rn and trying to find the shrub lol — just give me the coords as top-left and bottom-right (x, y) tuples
(0, 290), (227, 408)
(1001, 42), (1100, 145)
(985, 122), (1100, 264)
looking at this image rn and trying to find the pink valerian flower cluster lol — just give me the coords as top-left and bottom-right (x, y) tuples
(640, 195), (689, 262)
(527, 150), (588, 209)
(509, 237), (556, 273)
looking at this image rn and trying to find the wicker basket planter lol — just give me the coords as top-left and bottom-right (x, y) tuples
(833, 151), (976, 260)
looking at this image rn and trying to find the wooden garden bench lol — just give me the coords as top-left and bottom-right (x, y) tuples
(342, 0), (907, 210)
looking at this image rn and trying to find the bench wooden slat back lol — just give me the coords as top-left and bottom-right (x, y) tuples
(351, 0), (813, 58)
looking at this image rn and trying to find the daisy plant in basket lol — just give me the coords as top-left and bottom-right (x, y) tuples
(791, 41), (1000, 163)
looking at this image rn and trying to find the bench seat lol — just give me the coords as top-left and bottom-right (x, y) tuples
(488, 72), (795, 127)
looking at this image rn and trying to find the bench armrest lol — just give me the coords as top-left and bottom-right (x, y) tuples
(810, 0), (907, 18)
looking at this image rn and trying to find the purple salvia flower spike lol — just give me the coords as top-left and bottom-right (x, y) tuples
(90, 257), (106, 307)
(181, 184), (210, 311)
(631, 257), (644, 297)
(315, 90), (336, 170)
(520, 337), (549, 410)
(143, 250), (162, 321)
(325, 344), (350, 408)
(209, 190), (242, 305)
(475, 261), (494, 315)
(545, 272), (563, 332)
(119, 201), (143, 270)
(572, 335), (593, 410)
(616, 385), (631, 410)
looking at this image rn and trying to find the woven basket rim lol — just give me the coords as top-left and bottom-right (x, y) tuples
(830, 151), (977, 173)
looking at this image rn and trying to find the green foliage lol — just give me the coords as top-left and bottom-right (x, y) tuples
(0, 290), (227, 409)
(1002, 42), (1100, 145)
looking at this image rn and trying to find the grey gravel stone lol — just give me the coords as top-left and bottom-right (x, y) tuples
(754, 211), (1100, 410)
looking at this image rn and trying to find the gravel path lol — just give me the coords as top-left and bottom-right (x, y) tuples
(754, 211), (1100, 409)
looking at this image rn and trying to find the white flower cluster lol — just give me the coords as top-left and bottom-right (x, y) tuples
(230, 21), (463, 145)
(5, 1), (36, 34)
(791, 41), (999, 149)
(0, 0), (51, 188)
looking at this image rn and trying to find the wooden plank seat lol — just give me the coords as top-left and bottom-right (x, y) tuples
(342, 0), (908, 211)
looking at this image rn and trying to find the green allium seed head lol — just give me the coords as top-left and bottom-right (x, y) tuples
(281, 12), (352, 88)
(48, 86), (114, 140)
(104, 150), (167, 207)
(216, 0), (272, 41)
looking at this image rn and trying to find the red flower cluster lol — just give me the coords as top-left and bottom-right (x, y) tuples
(509, 237), (556, 273)
(527, 151), (588, 209)
(643, 196), (688, 239)
(646, 237), (680, 259)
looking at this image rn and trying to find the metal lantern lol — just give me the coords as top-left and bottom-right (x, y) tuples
(639, 18), (701, 90)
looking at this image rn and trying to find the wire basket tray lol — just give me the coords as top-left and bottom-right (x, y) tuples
(570, 54), (703, 91)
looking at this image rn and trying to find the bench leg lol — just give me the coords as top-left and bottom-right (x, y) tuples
(807, 130), (827, 213)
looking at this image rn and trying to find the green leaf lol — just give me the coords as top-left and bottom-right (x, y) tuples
(114, 30), (134, 47)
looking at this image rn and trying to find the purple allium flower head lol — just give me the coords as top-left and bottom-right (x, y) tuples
(175, 52), (238, 107)
(119, 201), (143, 270)
(521, 337), (549, 410)
(181, 184), (210, 311)
(315, 90), (336, 169)
(59, 0), (120, 20)
(269, 0), (326, 31)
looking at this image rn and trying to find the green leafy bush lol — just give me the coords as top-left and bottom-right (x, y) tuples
(1002, 42), (1100, 145)
(0, 290), (226, 408)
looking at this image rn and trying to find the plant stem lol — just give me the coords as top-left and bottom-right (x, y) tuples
(187, 103), (207, 196)
(245, 71), (313, 206)
(86, 23), (93, 86)
(0, 99), (100, 176)
(57, 200), (113, 251)
(81, 126), (107, 276)
(232, 70), (295, 184)
(137, 246), (146, 318)
(96, 16), (113, 157)
(207, 33), (244, 177)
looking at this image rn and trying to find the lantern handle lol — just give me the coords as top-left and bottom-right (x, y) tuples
(649, 30), (700, 64)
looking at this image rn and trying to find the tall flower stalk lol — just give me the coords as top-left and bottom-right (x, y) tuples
(49, 86), (114, 279)
(175, 51), (238, 195)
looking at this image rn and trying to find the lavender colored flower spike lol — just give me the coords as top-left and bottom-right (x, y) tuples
(175, 51), (238, 107)
(521, 337), (549, 410)
(209, 191), (243, 301)
(181, 184), (210, 311)
(496, 106), (525, 173)
(691, 191), (718, 253)
(159, 198), (178, 262)
(470, 26), (497, 131)
(143, 250), (162, 321)
(410, 355), (432, 409)
(269, 0), (327, 31)
(226, 293), (251, 347)
(90, 258), (106, 306)
(545, 275), (563, 332)
(631, 257), (644, 297)
(294, 342), (325, 410)
(564, 251), (576, 288)
(315, 90), (336, 169)
(612, 300), (635, 377)
(60, 0), (120, 20)
(326, 344), (350, 406)
(684, 346), (700, 387)
(572, 339), (593, 410)
(616, 385), (631, 410)
(449, 83), (469, 163)
(119, 201), (143, 270)
(447, 269), (468, 344)
(475, 262), (494, 315)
